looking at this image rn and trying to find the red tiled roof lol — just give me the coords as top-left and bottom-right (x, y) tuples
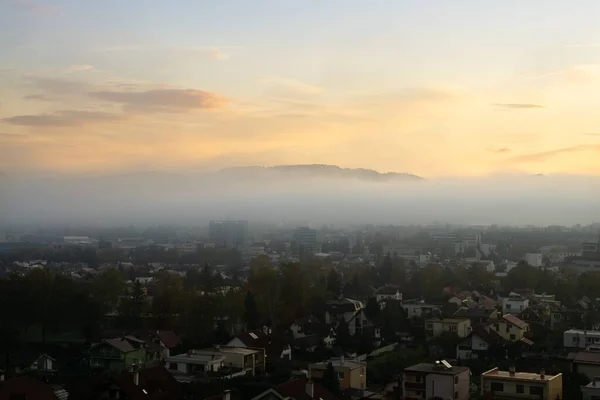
(158, 331), (181, 349)
(276, 378), (340, 400)
(0, 376), (58, 400)
(502, 314), (528, 329)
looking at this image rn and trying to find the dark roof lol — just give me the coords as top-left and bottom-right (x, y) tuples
(116, 366), (182, 400)
(404, 363), (469, 376)
(570, 351), (600, 365)
(375, 285), (400, 295)
(67, 366), (181, 400)
(0, 376), (58, 400)
(293, 334), (322, 349)
(467, 326), (505, 345)
(326, 299), (362, 314)
(157, 331), (181, 349)
(233, 330), (270, 349)
(453, 307), (496, 319)
(276, 378), (340, 400)
(502, 314), (528, 329)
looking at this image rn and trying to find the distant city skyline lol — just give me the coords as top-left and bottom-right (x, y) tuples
(1, 0), (600, 177)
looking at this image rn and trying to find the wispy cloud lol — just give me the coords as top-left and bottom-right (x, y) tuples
(65, 64), (94, 73)
(98, 44), (233, 60)
(564, 44), (600, 48)
(510, 145), (600, 163)
(488, 147), (511, 154)
(260, 76), (325, 95)
(23, 94), (53, 101)
(2, 111), (127, 127)
(493, 103), (545, 110)
(89, 89), (229, 112)
(6, 0), (57, 14)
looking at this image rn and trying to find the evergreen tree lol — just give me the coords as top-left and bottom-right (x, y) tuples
(244, 290), (261, 330)
(335, 321), (352, 351)
(326, 269), (342, 297)
(320, 362), (341, 395)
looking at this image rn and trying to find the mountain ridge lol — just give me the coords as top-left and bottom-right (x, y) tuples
(218, 164), (424, 181)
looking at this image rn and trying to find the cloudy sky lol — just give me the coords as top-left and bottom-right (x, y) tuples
(1, 0), (600, 177)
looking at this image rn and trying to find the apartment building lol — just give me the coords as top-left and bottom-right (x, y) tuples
(481, 367), (562, 400)
(425, 318), (472, 339)
(402, 361), (470, 400)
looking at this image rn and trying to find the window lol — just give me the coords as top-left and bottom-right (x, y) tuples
(505, 325), (510, 333)
(506, 304), (512, 309)
(169, 362), (178, 370)
(516, 384), (524, 393)
(360, 368), (365, 377)
(450, 325), (457, 331)
(454, 391), (459, 399)
(454, 376), (459, 384)
(510, 334), (516, 340)
(529, 387), (543, 396)
(494, 324), (499, 331)
(490, 382), (504, 392)
(337, 371), (345, 380)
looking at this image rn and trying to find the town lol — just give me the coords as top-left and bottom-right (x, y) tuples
(1, 221), (600, 400)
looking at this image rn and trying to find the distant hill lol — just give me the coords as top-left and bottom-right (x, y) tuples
(219, 164), (423, 182)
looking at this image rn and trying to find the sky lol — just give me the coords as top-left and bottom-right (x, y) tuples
(1, 0), (600, 178)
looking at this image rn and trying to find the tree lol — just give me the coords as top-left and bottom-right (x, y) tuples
(335, 322), (352, 351)
(364, 297), (381, 322)
(118, 281), (146, 329)
(326, 269), (342, 297)
(320, 362), (341, 395)
(92, 267), (125, 313)
(244, 291), (261, 330)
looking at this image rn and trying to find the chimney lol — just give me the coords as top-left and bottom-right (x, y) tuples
(305, 380), (314, 398)
(223, 390), (231, 400)
(540, 369), (545, 380)
(133, 370), (139, 386)
(509, 366), (515, 376)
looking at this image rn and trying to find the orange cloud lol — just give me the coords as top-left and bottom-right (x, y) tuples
(89, 89), (228, 112)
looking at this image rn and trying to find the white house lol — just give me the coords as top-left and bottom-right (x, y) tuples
(325, 298), (364, 325)
(456, 328), (501, 360)
(525, 253), (543, 267)
(374, 286), (403, 303)
(166, 351), (226, 382)
(502, 294), (529, 315)
(403, 299), (441, 318)
(564, 329), (600, 349)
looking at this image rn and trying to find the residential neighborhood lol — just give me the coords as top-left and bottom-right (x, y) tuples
(1, 223), (600, 400)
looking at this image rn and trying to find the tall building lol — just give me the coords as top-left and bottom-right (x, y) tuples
(293, 227), (317, 253)
(209, 220), (248, 249)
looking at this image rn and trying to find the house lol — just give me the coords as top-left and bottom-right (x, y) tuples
(166, 350), (227, 383)
(374, 285), (402, 304)
(456, 327), (504, 360)
(89, 336), (148, 372)
(425, 318), (472, 339)
(67, 365), (183, 400)
(448, 291), (473, 307)
(567, 351), (600, 380)
(0, 351), (56, 375)
(226, 329), (291, 363)
(325, 299), (364, 325)
(308, 357), (366, 390)
(402, 299), (441, 319)
(502, 293), (530, 315)
(0, 376), (58, 400)
(453, 307), (498, 325)
(212, 346), (265, 376)
(480, 367), (562, 400)
(489, 314), (529, 342)
(402, 361), (470, 400)
(290, 316), (322, 339)
(582, 377), (600, 400)
(564, 329), (600, 349)
(250, 377), (340, 400)
(131, 330), (181, 361)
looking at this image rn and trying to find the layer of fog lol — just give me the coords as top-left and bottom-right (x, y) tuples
(1, 172), (599, 227)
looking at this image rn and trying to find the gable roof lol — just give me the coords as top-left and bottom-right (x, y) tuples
(157, 330), (182, 349)
(502, 314), (528, 329)
(375, 285), (400, 295)
(0, 376), (58, 400)
(232, 329), (270, 349)
(468, 326), (505, 345)
(454, 307), (496, 319)
(276, 378), (340, 400)
(100, 337), (143, 353)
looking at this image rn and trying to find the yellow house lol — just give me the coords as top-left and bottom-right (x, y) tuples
(481, 367), (562, 400)
(309, 358), (366, 390)
(425, 318), (472, 339)
(489, 314), (529, 341)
